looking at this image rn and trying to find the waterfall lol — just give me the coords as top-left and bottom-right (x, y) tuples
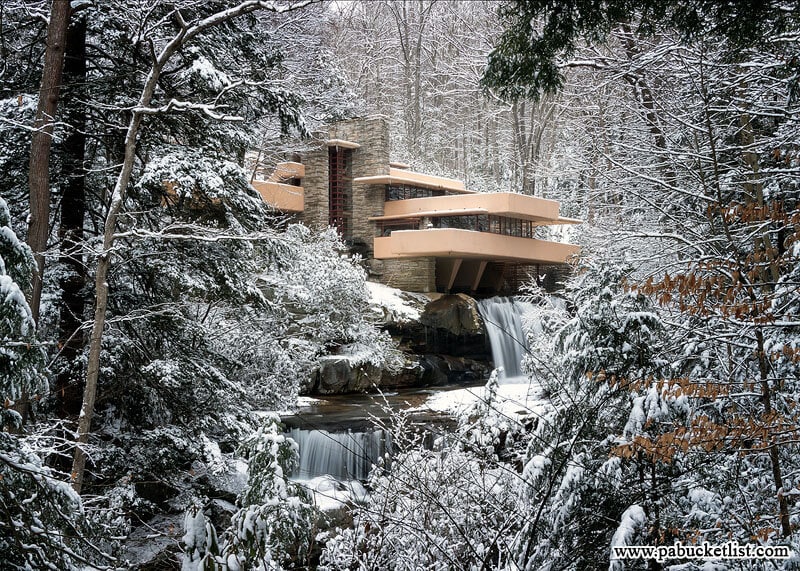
(477, 297), (534, 383)
(288, 427), (391, 481)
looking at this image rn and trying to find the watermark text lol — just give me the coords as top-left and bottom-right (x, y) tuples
(612, 541), (791, 563)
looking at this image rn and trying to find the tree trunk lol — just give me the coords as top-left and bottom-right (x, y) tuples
(70, 0), (306, 493)
(755, 330), (791, 537)
(28, 0), (71, 323)
(56, 13), (87, 419)
(22, 0), (71, 426)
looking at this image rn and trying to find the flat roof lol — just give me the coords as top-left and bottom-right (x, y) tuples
(326, 138), (361, 149)
(354, 168), (474, 194)
(369, 208), (489, 221)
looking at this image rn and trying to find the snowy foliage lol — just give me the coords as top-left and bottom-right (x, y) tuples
(90, 217), (396, 496)
(320, 445), (520, 571)
(2, 0), (798, 567)
(0, 196), (44, 416)
(0, 432), (87, 570)
(67, 0), (400, 495)
(0, 197), (111, 570)
(508, 265), (675, 569)
(0, 0), (403, 522)
(0, 96), (37, 229)
(136, 149), (271, 235)
(259, 224), (400, 375)
(608, 505), (647, 570)
(181, 416), (317, 570)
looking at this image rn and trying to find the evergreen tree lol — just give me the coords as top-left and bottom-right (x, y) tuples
(516, 263), (675, 569)
(0, 195), (94, 570)
(484, 0), (800, 559)
(482, 0), (800, 101)
(0, 196), (44, 409)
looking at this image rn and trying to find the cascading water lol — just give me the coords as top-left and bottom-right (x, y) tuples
(288, 427), (391, 481)
(477, 297), (534, 383)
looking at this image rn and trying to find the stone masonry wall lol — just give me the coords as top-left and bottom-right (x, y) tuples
(300, 116), (436, 293)
(299, 136), (329, 230)
(380, 257), (436, 292)
(328, 116), (390, 255)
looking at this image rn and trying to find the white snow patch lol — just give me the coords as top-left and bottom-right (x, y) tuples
(610, 505), (646, 570)
(366, 281), (425, 322)
(296, 475), (367, 511)
(297, 396), (324, 407)
(273, 396), (325, 416)
(410, 379), (548, 420)
(522, 453), (551, 483)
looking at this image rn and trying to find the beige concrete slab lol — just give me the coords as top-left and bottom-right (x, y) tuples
(252, 181), (304, 213)
(369, 208), (489, 221)
(382, 192), (574, 223)
(267, 161), (304, 182)
(374, 228), (579, 265)
(354, 168), (473, 194)
(326, 138), (361, 149)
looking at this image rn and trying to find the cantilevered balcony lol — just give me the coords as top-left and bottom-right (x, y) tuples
(371, 192), (579, 262)
(354, 168), (474, 194)
(373, 228), (579, 265)
(370, 191), (579, 292)
(378, 192), (580, 225)
(251, 161), (304, 213)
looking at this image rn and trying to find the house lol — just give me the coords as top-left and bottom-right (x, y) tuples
(252, 116), (580, 294)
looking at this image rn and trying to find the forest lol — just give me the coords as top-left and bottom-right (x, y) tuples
(1, 0), (799, 569)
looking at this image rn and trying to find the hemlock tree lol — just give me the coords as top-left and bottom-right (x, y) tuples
(482, 0), (800, 102)
(67, 0), (313, 493)
(14, 0), (393, 503)
(515, 263), (676, 569)
(0, 195), (96, 570)
(182, 416), (318, 570)
(483, 0), (800, 561)
(3, 0), (393, 514)
(0, 196), (44, 417)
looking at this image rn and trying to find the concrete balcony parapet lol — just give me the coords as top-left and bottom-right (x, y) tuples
(374, 228), (579, 265)
(267, 161), (305, 183)
(252, 180), (304, 213)
(382, 192), (580, 225)
(354, 168), (473, 194)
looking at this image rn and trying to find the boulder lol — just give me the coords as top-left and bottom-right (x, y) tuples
(123, 514), (183, 570)
(134, 480), (181, 507)
(420, 355), (491, 386)
(380, 358), (428, 389)
(415, 294), (490, 360)
(367, 281), (429, 327)
(419, 293), (484, 336)
(305, 290), (494, 394)
(313, 357), (383, 394)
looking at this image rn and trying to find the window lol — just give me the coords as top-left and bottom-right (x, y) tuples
(329, 147), (352, 237)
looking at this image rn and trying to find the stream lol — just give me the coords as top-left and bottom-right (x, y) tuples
(283, 296), (537, 485)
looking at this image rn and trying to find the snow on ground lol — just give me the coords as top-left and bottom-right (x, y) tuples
(297, 396), (324, 406)
(296, 476), (368, 511)
(366, 281), (427, 322)
(274, 395), (325, 416)
(411, 377), (550, 420)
